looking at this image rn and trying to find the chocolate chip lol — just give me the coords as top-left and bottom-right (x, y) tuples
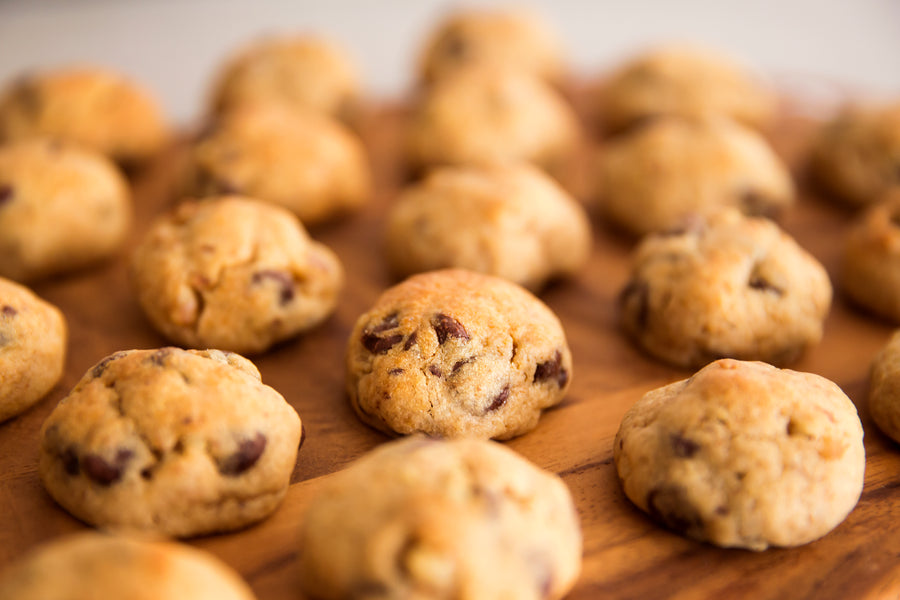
(671, 433), (700, 458)
(748, 273), (784, 296)
(147, 347), (173, 367)
(619, 279), (650, 331)
(298, 423), (306, 451)
(82, 449), (133, 486)
(451, 358), (473, 375)
(0, 184), (13, 207)
(739, 189), (778, 219)
(91, 351), (128, 378)
(61, 447), (80, 476)
(646, 484), (704, 536)
(1, 305), (16, 317)
(403, 330), (418, 350)
(533, 351), (568, 387)
(252, 270), (295, 305)
(485, 386), (510, 412)
(218, 432), (267, 476)
(428, 365), (443, 378)
(432, 313), (469, 344)
(389, 368), (405, 375)
(443, 33), (468, 58)
(715, 505), (730, 516)
(362, 331), (404, 354)
(370, 312), (400, 334)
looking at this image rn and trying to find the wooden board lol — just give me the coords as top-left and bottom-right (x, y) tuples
(1, 100), (899, 600)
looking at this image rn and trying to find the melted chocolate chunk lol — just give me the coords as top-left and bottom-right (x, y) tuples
(432, 313), (469, 344)
(61, 447), (80, 476)
(428, 365), (443, 378)
(1, 305), (16, 317)
(362, 331), (404, 354)
(533, 351), (568, 387)
(370, 312), (400, 334)
(0, 184), (13, 207)
(403, 330), (418, 350)
(388, 368), (405, 375)
(82, 449), (133, 486)
(739, 189), (778, 219)
(748, 273), (784, 296)
(646, 484), (704, 536)
(451, 357), (473, 375)
(147, 347), (173, 367)
(485, 386), (510, 412)
(252, 270), (295, 305)
(671, 433), (700, 458)
(218, 432), (267, 476)
(619, 279), (650, 330)
(91, 351), (128, 378)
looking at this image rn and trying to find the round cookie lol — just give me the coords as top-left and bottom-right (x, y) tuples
(131, 196), (343, 355)
(598, 44), (776, 134)
(810, 101), (900, 207)
(209, 34), (361, 123)
(417, 8), (565, 86)
(842, 190), (900, 322)
(299, 436), (582, 600)
(619, 209), (831, 368)
(385, 163), (591, 290)
(869, 330), (900, 443)
(0, 66), (169, 163)
(0, 532), (256, 600)
(39, 347), (303, 537)
(184, 102), (370, 225)
(346, 269), (572, 440)
(0, 277), (67, 422)
(598, 116), (794, 236)
(614, 358), (865, 550)
(405, 66), (580, 178)
(0, 138), (132, 282)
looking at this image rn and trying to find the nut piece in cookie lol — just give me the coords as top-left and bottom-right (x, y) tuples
(346, 269), (572, 440)
(0, 138), (132, 282)
(597, 116), (793, 236)
(614, 359), (865, 550)
(39, 347), (302, 537)
(618, 209), (831, 368)
(0, 532), (257, 599)
(0, 276), (67, 422)
(299, 436), (582, 600)
(385, 163), (591, 290)
(0, 66), (169, 164)
(131, 195), (343, 355)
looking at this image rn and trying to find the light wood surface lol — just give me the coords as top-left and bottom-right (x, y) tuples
(1, 99), (899, 599)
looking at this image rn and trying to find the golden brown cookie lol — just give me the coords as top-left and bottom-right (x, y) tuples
(869, 330), (900, 444)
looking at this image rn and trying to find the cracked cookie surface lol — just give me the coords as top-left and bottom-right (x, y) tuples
(0, 276), (67, 422)
(346, 269), (572, 439)
(131, 195), (343, 354)
(619, 209), (831, 368)
(299, 436), (582, 600)
(39, 347), (302, 537)
(0, 532), (256, 600)
(614, 358), (865, 550)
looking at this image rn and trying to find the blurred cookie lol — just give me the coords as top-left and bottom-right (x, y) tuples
(184, 103), (370, 225)
(0, 277), (66, 422)
(39, 347), (302, 537)
(810, 101), (900, 207)
(619, 209), (831, 368)
(0, 138), (132, 282)
(842, 190), (900, 322)
(614, 358), (865, 550)
(417, 8), (565, 86)
(598, 116), (793, 236)
(0, 66), (168, 163)
(346, 269), (572, 439)
(299, 436), (582, 600)
(0, 532), (256, 600)
(385, 163), (591, 290)
(598, 44), (776, 133)
(405, 67), (579, 178)
(869, 330), (900, 443)
(131, 196), (343, 355)
(209, 34), (361, 123)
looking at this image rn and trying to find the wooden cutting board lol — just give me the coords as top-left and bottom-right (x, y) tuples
(1, 98), (898, 600)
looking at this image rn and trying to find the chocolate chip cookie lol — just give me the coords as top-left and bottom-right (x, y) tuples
(598, 116), (794, 236)
(619, 209), (831, 368)
(184, 102), (370, 225)
(39, 347), (303, 537)
(0, 532), (256, 599)
(131, 195), (343, 355)
(0, 66), (169, 164)
(299, 436), (582, 600)
(0, 138), (132, 282)
(869, 330), (900, 444)
(346, 269), (572, 439)
(385, 163), (591, 290)
(0, 276), (66, 422)
(614, 358), (865, 550)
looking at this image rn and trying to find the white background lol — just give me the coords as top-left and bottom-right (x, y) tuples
(1, 0), (899, 125)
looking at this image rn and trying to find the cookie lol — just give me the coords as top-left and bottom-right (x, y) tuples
(0, 138), (132, 282)
(598, 116), (794, 236)
(614, 358), (865, 550)
(417, 8), (565, 86)
(39, 347), (303, 537)
(131, 196), (343, 355)
(619, 209), (831, 368)
(405, 66), (580, 178)
(209, 34), (361, 123)
(184, 102), (370, 225)
(346, 269), (572, 440)
(842, 190), (900, 322)
(598, 44), (776, 134)
(299, 436), (582, 600)
(0, 276), (67, 422)
(869, 330), (900, 443)
(810, 101), (900, 207)
(385, 163), (591, 290)
(0, 66), (169, 164)
(0, 532), (256, 600)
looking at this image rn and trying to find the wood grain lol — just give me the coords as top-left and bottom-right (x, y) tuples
(1, 99), (899, 600)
